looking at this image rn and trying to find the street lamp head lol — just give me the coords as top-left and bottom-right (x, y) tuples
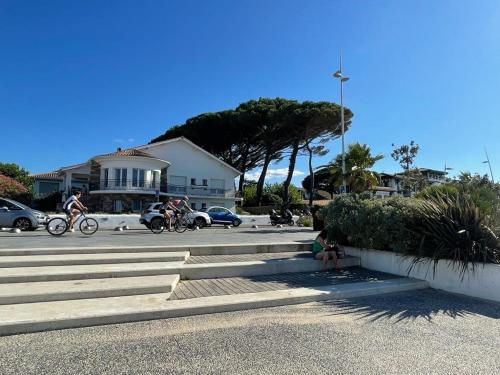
(341, 77), (349, 82)
(333, 70), (342, 78)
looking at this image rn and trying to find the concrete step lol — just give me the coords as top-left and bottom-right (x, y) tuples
(180, 256), (360, 280)
(0, 243), (312, 257)
(0, 254), (358, 283)
(0, 275), (180, 305)
(0, 262), (185, 283)
(0, 278), (429, 336)
(0, 251), (189, 268)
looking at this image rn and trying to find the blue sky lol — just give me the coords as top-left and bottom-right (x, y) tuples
(1, 0), (499, 185)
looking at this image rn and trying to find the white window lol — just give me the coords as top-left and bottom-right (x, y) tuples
(191, 202), (197, 210)
(201, 203), (207, 209)
(132, 168), (145, 187)
(202, 179), (208, 186)
(104, 168), (109, 188)
(210, 179), (225, 195)
(114, 168), (127, 187)
(190, 178), (197, 186)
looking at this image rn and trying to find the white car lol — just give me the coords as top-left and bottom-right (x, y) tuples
(139, 202), (211, 229)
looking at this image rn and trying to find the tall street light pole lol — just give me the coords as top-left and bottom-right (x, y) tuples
(333, 53), (349, 193)
(483, 148), (495, 183)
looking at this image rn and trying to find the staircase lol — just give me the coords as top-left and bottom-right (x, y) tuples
(0, 243), (428, 335)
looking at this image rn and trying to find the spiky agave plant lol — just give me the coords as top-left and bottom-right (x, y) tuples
(409, 189), (499, 278)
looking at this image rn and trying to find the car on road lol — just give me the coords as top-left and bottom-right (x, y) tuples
(139, 202), (212, 229)
(201, 206), (242, 227)
(0, 197), (50, 231)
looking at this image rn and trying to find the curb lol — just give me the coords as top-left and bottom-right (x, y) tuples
(0, 278), (429, 336)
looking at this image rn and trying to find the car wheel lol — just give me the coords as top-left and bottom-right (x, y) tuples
(194, 217), (206, 229)
(232, 219), (241, 227)
(13, 217), (33, 231)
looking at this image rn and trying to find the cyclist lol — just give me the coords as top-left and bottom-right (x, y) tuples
(171, 196), (192, 215)
(62, 190), (87, 232)
(161, 197), (179, 231)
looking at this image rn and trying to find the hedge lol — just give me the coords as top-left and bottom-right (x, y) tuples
(322, 193), (499, 271)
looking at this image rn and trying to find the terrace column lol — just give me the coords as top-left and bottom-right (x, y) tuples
(65, 172), (72, 194)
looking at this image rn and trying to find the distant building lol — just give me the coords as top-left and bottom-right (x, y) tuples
(373, 168), (448, 198)
(31, 137), (241, 212)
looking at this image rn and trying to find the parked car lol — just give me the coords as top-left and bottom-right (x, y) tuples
(201, 206), (242, 227)
(0, 197), (50, 231)
(139, 202), (212, 229)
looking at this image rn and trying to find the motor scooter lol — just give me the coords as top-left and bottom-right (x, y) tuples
(269, 209), (294, 226)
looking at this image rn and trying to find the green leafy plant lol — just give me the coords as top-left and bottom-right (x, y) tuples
(322, 192), (499, 278)
(410, 190), (499, 277)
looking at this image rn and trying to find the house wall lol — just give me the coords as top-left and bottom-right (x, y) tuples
(139, 140), (239, 211)
(96, 157), (166, 189)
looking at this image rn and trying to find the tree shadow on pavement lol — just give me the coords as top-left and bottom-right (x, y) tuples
(238, 229), (315, 234)
(318, 288), (500, 322)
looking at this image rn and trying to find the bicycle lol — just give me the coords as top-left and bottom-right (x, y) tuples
(150, 211), (189, 234)
(46, 210), (99, 236)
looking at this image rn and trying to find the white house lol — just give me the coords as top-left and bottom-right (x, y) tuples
(373, 168), (448, 198)
(31, 137), (241, 212)
(135, 137), (241, 211)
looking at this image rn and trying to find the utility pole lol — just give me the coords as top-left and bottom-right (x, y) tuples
(333, 52), (349, 193)
(483, 148), (495, 183)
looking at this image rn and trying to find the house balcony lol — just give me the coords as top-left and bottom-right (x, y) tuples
(167, 184), (236, 198)
(89, 180), (167, 195)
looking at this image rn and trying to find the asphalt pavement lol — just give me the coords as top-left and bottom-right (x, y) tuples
(1, 289), (498, 375)
(0, 227), (316, 249)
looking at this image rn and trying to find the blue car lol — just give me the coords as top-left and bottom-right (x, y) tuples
(201, 206), (242, 227)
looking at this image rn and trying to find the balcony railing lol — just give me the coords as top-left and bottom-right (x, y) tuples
(91, 179), (163, 192)
(167, 184), (235, 198)
(90, 180), (236, 198)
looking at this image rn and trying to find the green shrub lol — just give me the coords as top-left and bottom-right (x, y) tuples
(33, 191), (62, 212)
(236, 206), (250, 215)
(297, 215), (312, 227)
(322, 193), (500, 272)
(322, 195), (420, 252)
(411, 190), (499, 275)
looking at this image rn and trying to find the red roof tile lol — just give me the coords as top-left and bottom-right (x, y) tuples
(30, 172), (63, 180)
(98, 148), (156, 158)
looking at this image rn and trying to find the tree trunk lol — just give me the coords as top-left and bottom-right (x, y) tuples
(282, 141), (300, 208)
(238, 173), (245, 194)
(237, 147), (249, 194)
(256, 151), (272, 206)
(308, 146), (314, 207)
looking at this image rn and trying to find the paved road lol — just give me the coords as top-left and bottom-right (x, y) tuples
(1, 289), (498, 375)
(0, 227), (315, 249)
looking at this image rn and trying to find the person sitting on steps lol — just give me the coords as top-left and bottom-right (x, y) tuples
(312, 229), (343, 271)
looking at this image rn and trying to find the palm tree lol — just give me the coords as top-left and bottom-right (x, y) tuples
(329, 143), (383, 193)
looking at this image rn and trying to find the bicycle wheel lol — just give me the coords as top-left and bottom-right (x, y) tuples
(175, 217), (189, 233)
(80, 218), (99, 235)
(150, 217), (166, 234)
(46, 217), (68, 236)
